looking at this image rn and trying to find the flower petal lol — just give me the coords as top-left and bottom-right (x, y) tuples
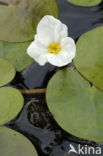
(47, 54), (70, 67)
(27, 41), (48, 59)
(36, 15), (68, 45)
(60, 37), (76, 58)
(54, 23), (68, 42)
(35, 54), (48, 65)
(34, 35), (48, 49)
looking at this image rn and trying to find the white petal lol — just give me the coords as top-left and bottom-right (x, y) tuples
(61, 37), (75, 48)
(35, 54), (48, 66)
(60, 37), (76, 59)
(35, 33), (51, 47)
(47, 54), (70, 67)
(27, 41), (48, 59)
(54, 24), (68, 42)
(36, 15), (68, 44)
(35, 35), (48, 48)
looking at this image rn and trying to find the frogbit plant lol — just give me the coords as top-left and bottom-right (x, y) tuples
(27, 15), (76, 67)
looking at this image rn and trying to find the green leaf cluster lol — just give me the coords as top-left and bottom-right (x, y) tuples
(46, 26), (103, 143)
(0, 0), (58, 71)
(0, 0), (58, 154)
(0, 58), (24, 125)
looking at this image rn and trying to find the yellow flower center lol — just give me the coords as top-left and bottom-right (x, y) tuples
(48, 42), (61, 54)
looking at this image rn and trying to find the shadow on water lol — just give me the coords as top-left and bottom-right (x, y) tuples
(4, 0), (103, 155)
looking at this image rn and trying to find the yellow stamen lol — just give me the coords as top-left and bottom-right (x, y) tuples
(48, 42), (61, 54)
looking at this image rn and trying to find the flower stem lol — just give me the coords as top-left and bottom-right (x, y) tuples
(19, 88), (46, 94)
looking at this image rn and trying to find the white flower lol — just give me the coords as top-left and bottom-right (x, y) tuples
(27, 15), (76, 67)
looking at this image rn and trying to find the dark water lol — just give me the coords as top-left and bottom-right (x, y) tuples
(3, 0), (103, 155)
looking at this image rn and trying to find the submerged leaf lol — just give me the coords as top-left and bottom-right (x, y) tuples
(0, 58), (15, 87)
(0, 41), (33, 71)
(0, 127), (38, 156)
(0, 0), (58, 42)
(67, 0), (102, 6)
(46, 68), (103, 142)
(74, 26), (103, 90)
(0, 87), (24, 125)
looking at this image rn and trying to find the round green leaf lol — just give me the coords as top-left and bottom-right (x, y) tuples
(0, 58), (15, 87)
(0, 41), (33, 71)
(0, 87), (24, 125)
(0, 127), (38, 156)
(67, 0), (102, 6)
(74, 26), (103, 90)
(46, 68), (103, 142)
(0, 0), (58, 42)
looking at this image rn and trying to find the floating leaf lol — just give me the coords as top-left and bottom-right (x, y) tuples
(0, 87), (24, 125)
(0, 127), (38, 156)
(74, 26), (103, 90)
(67, 0), (102, 6)
(0, 0), (58, 42)
(0, 41), (33, 71)
(0, 58), (15, 87)
(46, 68), (103, 142)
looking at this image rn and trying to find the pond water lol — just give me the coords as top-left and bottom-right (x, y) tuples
(4, 0), (103, 155)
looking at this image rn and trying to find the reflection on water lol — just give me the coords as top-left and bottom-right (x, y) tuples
(7, 96), (97, 156)
(57, 0), (103, 40)
(4, 0), (103, 155)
